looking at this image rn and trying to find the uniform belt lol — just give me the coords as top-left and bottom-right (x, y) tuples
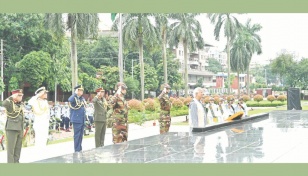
(114, 114), (125, 118)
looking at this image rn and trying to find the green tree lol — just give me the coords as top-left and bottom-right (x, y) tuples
(169, 13), (205, 97)
(241, 19), (262, 96)
(79, 61), (97, 77)
(45, 13), (99, 90)
(124, 76), (140, 99)
(206, 58), (223, 73)
(154, 13), (170, 84)
(195, 77), (204, 88)
(224, 74), (235, 89)
(78, 73), (101, 93)
(78, 37), (119, 68)
(47, 39), (72, 93)
(270, 53), (294, 78)
(156, 58), (182, 91)
(0, 78), (5, 93)
(208, 13), (241, 94)
(8, 77), (19, 92)
(230, 29), (251, 97)
(16, 51), (52, 90)
(134, 64), (159, 97)
(99, 66), (120, 91)
(113, 13), (158, 101)
(0, 14), (63, 93)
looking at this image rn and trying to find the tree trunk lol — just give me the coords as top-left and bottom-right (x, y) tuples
(70, 22), (78, 92)
(162, 29), (168, 84)
(227, 36), (231, 94)
(237, 71), (240, 99)
(183, 40), (188, 98)
(139, 36), (144, 101)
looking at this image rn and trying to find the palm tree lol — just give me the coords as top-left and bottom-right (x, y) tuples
(44, 13), (99, 91)
(169, 13), (204, 97)
(230, 30), (250, 98)
(208, 13), (241, 94)
(242, 19), (262, 96)
(230, 21), (262, 98)
(112, 13), (158, 101)
(154, 13), (170, 84)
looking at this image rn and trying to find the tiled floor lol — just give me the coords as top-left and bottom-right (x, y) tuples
(37, 110), (308, 163)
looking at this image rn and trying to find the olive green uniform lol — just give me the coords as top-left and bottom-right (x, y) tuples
(2, 97), (24, 163)
(93, 96), (107, 147)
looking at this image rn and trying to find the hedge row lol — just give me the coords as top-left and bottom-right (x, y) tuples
(246, 101), (286, 107)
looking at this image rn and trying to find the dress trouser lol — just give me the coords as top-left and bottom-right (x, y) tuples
(6, 130), (23, 163)
(94, 121), (107, 147)
(72, 122), (84, 152)
(33, 118), (49, 148)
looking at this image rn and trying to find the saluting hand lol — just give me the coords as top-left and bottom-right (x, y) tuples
(116, 86), (122, 95)
(163, 88), (167, 94)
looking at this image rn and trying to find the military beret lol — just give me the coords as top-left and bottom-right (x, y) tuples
(35, 87), (48, 95)
(74, 85), (84, 90)
(11, 89), (23, 95)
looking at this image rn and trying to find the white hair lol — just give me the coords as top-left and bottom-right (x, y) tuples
(193, 87), (203, 98)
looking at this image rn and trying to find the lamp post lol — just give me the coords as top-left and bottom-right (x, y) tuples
(265, 68), (267, 86)
(124, 52), (139, 72)
(1, 39), (3, 101)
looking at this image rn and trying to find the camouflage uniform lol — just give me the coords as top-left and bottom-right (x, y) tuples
(109, 83), (129, 144)
(106, 95), (114, 128)
(158, 84), (172, 134)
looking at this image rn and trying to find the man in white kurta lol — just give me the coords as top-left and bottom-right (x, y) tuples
(189, 87), (206, 131)
(217, 98), (228, 122)
(225, 98), (237, 117)
(236, 98), (248, 117)
(206, 97), (219, 124)
(28, 87), (50, 148)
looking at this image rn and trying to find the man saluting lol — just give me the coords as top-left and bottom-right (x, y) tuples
(2, 89), (24, 163)
(68, 85), (86, 152)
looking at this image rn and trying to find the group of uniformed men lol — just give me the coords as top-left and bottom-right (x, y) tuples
(1, 81), (174, 163)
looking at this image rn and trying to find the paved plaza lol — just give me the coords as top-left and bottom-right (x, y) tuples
(28, 111), (308, 163)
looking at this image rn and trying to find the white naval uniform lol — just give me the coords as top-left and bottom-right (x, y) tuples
(28, 96), (50, 148)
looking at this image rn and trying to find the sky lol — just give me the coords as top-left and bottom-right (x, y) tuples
(98, 13), (308, 65)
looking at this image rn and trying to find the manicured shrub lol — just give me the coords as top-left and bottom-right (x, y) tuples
(267, 95), (276, 103)
(183, 96), (192, 105)
(253, 94), (264, 103)
(128, 99), (144, 112)
(277, 95), (287, 102)
(242, 95), (250, 102)
(172, 98), (184, 109)
(143, 98), (156, 111)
